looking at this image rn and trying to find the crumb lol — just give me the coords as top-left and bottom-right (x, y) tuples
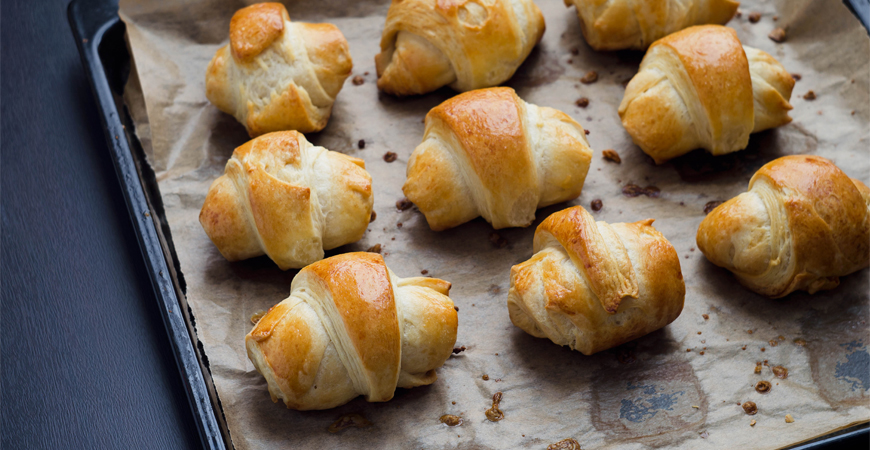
(580, 71), (598, 84)
(750, 420), (756, 427)
(702, 314), (709, 320)
(756, 380), (771, 394)
(453, 346), (467, 354)
(785, 414), (795, 423)
(747, 330), (754, 334)
(490, 232), (508, 248)
(742, 346), (747, 350)
(352, 75), (365, 86)
(742, 401), (758, 415)
(687, 349), (692, 352)
(622, 184), (660, 198)
(748, 12), (761, 23)
(383, 152), (397, 162)
(697, 331), (702, 335)
(692, 405), (699, 409)
(454, 306), (459, 312)
(851, 110), (856, 115)
(792, 73), (802, 81)
(495, 353), (498, 356)
(370, 211), (377, 222)
(358, 139), (366, 149)
(773, 15), (779, 21)
(391, 237), (395, 241)
(396, 198), (413, 211)
(584, 129), (590, 135)
(772, 365), (788, 379)
(754, 362), (762, 374)
(700, 431), (709, 439)
(699, 351), (705, 355)
(482, 374), (489, 381)
(452, 401), (456, 405)
(803, 90), (816, 100)
(704, 201), (724, 214)
(367, 244), (382, 254)
(576, 97), (589, 108)
(761, 347), (766, 352)
(769, 27), (787, 43)
(602, 149), (621, 163)
(736, 9), (743, 18)
(794, 338), (807, 346)
(397, 222), (403, 228)
(591, 199), (603, 211)
(421, 269), (429, 275)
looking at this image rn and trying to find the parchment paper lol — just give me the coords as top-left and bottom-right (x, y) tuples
(118, 0), (870, 448)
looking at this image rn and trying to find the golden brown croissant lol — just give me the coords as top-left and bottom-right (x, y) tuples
(205, 3), (353, 136)
(374, 0), (545, 96)
(565, 0), (739, 51)
(619, 25), (794, 164)
(697, 155), (870, 298)
(246, 252), (458, 410)
(403, 87), (593, 231)
(199, 131), (373, 270)
(508, 206), (685, 355)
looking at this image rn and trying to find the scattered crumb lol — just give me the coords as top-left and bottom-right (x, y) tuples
(622, 184), (661, 198)
(747, 330), (754, 334)
(352, 75), (365, 86)
(755, 362), (762, 374)
(803, 90), (816, 100)
(421, 269), (429, 275)
(383, 152), (397, 162)
(742, 401), (758, 415)
(773, 15), (779, 21)
(748, 12), (761, 23)
(452, 401), (456, 405)
(769, 339), (779, 347)
(792, 73), (802, 81)
(602, 149), (621, 163)
(580, 71), (598, 84)
(575, 97), (589, 108)
(700, 431), (709, 439)
(454, 306), (459, 312)
(761, 347), (766, 352)
(736, 9), (743, 18)
(750, 420), (757, 427)
(772, 365), (788, 379)
(358, 139), (366, 149)
(756, 380), (772, 394)
(482, 374), (489, 381)
(547, 438), (581, 450)
(692, 405), (699, 409)
(440, 414), (462, 427)
(328, 413), (372, 433)
(396, 198), (413, 211)
(584, 129), (590, 135)
(591, 199), (603, 211)
(785, 414), (795, 423)
(397, 222), (403, 228)
(485, 392), (505, 422)
(453, 346), (467, 354)
(697, 331), (702, 335)
(370, 211), (377, 222)
(367, 244), (382, 254)
(699, 351), (705, 355)
(794, 338), (807, 347)
(490, 232), (508, 248)
(769, 27), (787, 43)
(742, 346), (747, 350)
(702, 314), (709, 320)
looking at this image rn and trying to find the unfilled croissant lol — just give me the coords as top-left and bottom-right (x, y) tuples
(565, 0), (739, 51)
(375, 0), (545, 96)
(508, 206), (685, 355)
(697, 155), (870, 298)
(619, 25), (794, 164)
(199, 131), (373, 270)
(403, 87), (593, 231)
(246, 252), (458, 410)
(206, 3), (353, 136)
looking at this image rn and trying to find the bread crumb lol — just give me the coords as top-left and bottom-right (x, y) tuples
(769, 27), (787, 43)
(383, 152), (397, 162)
(357, 139), (366, 149)
(591, 199), (603, 211)
(803, 90), (816, 100)
(580, 71), (598, 84)
(785, 414), (795, 423)
(396, 198), (413, 211)
(369, 211), (377, 222)
(750, 420), (757, 427)
(352, 75), (365, 86)
(367, 244), (382, 254)
(575, 97), (589, 108)
(482, 374), (489, 381)
(748, 12), (761, 23)
(602, 149), (621, 163)
(792, 73), (802, 81)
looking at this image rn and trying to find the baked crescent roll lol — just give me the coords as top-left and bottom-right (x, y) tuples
(697, 155), (870, 298)
(508, 206), (685, 355)
(619, 25), (794, 164)
(246, 252), (458, 410)
(374, 0), (545, 96)
(403, 87), (593, 231)
(565, 0), (739, 51)
(205, 3), (353, 136)
(199, 131), (373, 270)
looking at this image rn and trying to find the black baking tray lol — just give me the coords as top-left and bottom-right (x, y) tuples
(68, 0), (869, 449)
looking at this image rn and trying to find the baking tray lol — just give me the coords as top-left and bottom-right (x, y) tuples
(67, 0), (869, 448)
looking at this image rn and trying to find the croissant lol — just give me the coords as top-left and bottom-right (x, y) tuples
(374, 0), (545, 96)
(403, 87), (593, 231)
(619, 25), (795, 164)
(697, 155), (870, 298)
(564, 0), (739, 51)
(205, 3), (353, 136)
(246, 252), (458, 410)
(508, 206), (685, 355)
(199, 131), (373, 270)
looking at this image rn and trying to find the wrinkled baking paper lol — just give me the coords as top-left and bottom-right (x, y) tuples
(119, 0), (870, 448)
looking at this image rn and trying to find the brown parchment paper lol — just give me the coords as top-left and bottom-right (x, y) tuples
(118, 0), (870, 448)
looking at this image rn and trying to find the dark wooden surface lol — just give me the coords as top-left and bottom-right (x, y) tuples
(0, 0), (201, 448)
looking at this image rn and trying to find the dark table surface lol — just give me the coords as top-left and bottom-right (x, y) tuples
(1, 1), (868, 449)
(1, 0), (200, 448)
